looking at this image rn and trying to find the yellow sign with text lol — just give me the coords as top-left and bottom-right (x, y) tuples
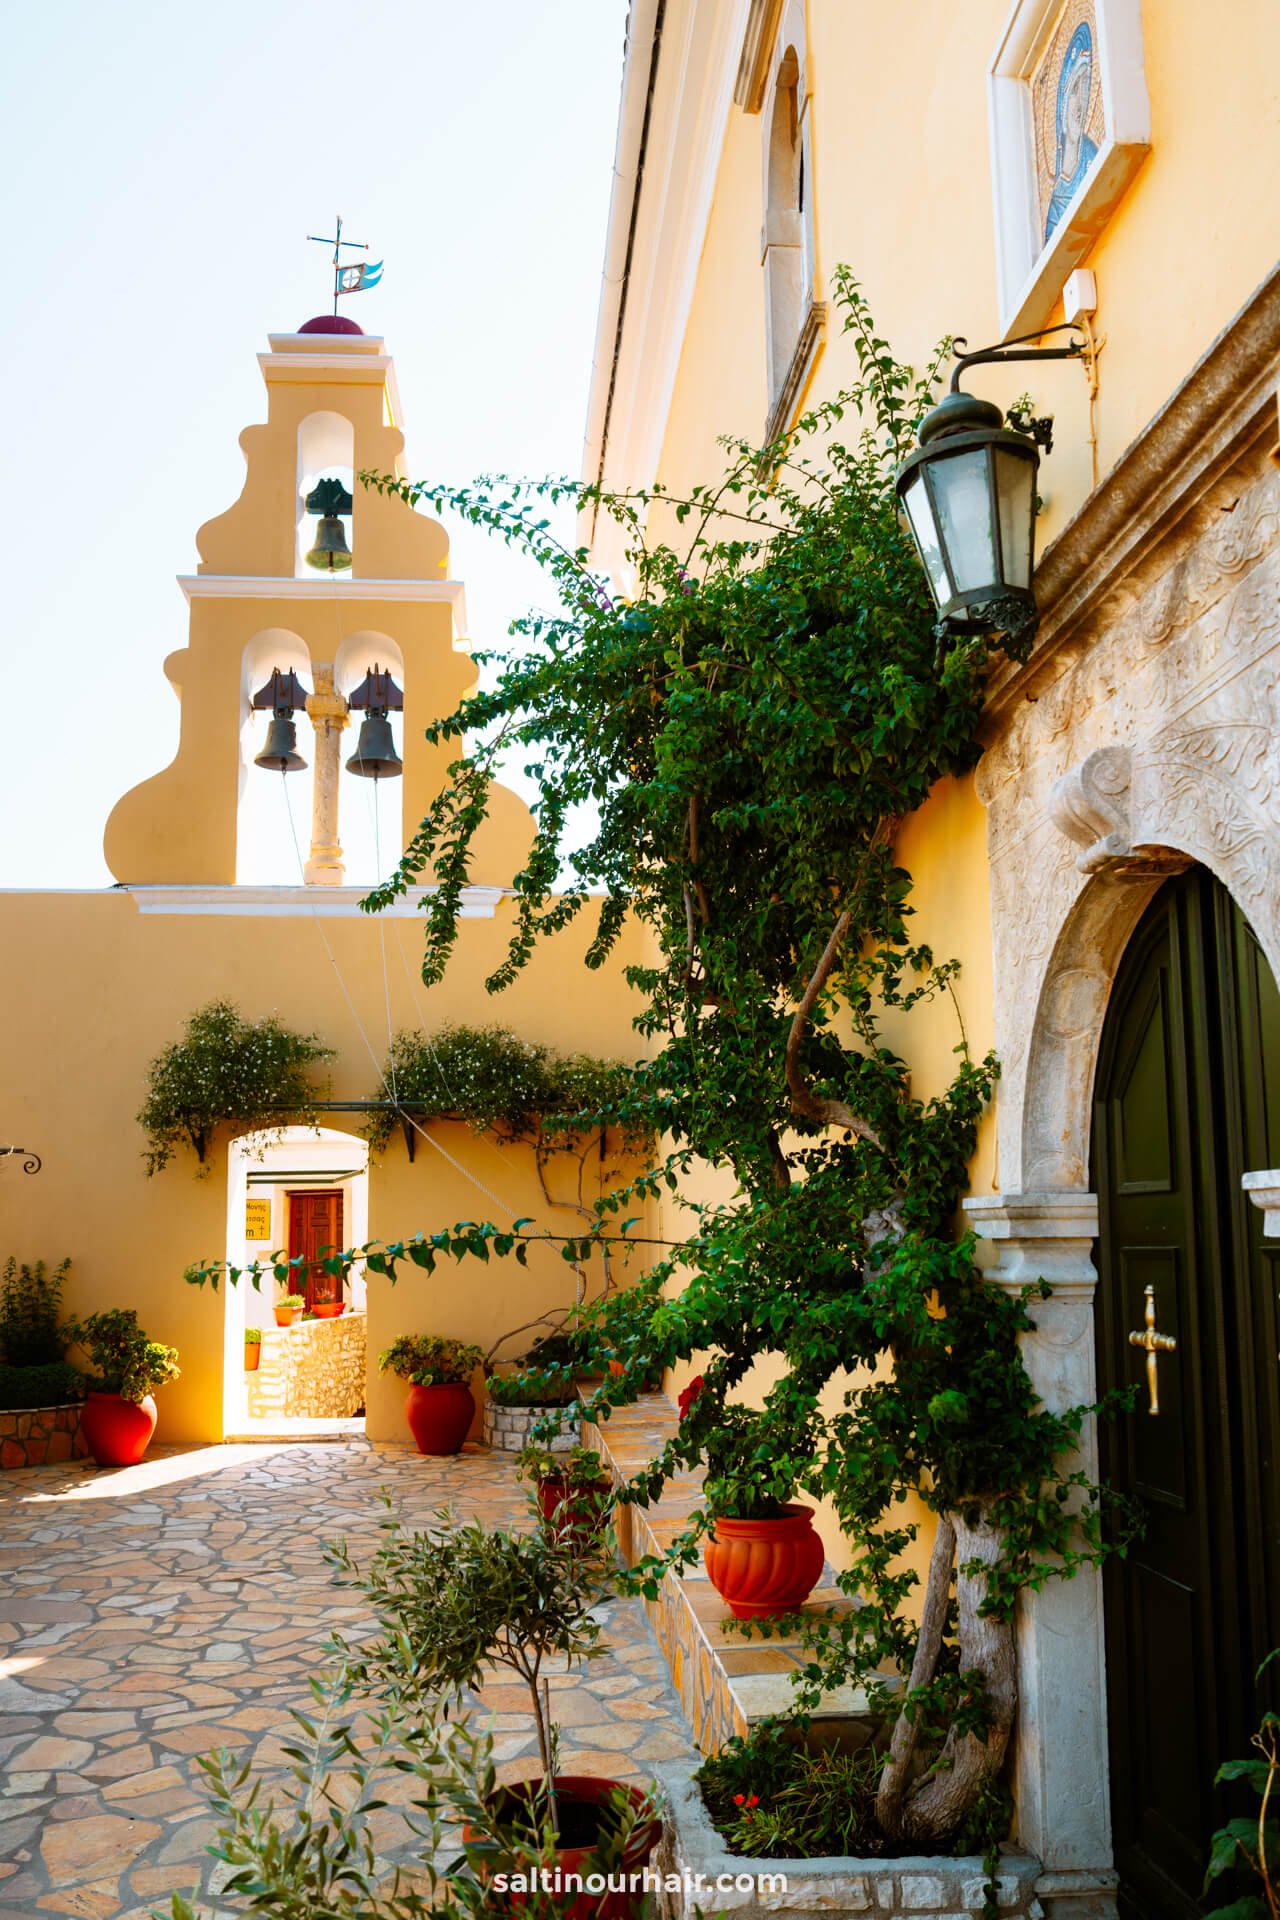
(244, 1197), (273, 1241)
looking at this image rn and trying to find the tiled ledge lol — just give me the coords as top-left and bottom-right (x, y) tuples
(581, 1392), (881, 1753)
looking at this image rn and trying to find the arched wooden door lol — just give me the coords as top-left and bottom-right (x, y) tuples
(1092, 865), (1280, 1918)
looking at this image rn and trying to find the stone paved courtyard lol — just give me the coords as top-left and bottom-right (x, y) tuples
(0, 1440), (697, 1919)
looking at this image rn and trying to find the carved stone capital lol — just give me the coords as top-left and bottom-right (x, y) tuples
(965, 1190), (1099, 1299)
(1049, 747), (1133, 872)
(1243, 1168), (1280, 1237)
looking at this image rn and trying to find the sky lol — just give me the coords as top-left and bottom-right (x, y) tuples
(0, 0), (629, 887)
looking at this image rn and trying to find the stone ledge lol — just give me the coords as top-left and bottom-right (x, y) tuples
(0, 1401), (88, 1469)
(653, 1754), (1044, 1919)
(582, 1392), (874, 1753)
(482, 1401), (580, 1452)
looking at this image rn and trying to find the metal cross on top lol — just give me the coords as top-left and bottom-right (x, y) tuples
(306, 215), (383, 315)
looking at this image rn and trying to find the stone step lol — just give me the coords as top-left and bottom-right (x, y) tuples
(580, 1392), (882, 1754)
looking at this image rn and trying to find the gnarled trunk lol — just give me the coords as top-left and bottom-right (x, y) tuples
(876, 1499), (1016, 1849)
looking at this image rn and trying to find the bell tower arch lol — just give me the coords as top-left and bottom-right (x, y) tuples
(103, 316), (532, 890)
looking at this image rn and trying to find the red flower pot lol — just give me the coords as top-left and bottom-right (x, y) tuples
(244, 1343), (261, 1372)
(464, 1774), (659, 1920)
(536, 1473), (609, 1546)
(274, 1306), (298, 1328)
(404, 1382), (475, 1454)
(80, 1392), (158, 1469)
(310, 1302), (345, 1320)
(703, 1502), (825, 1619)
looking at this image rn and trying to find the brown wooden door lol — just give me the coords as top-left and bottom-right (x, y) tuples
(1093, 867), (1280, 1918)
(287, 1190), (344, 1310)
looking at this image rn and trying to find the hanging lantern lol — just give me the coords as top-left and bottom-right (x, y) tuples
(346, 665), (404, 779)
(895, 390), (1039, 645)
(303, 477), (353, 572)
(895, 326), (1085, 654)
(251, 668), (309, 773)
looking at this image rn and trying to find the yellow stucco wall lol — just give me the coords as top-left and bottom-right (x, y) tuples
(0, 890), (648, 1445)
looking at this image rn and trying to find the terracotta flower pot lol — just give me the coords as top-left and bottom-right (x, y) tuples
(244, 1342), (261, 1372)
(464, 1774), (659, 1920)
(80, 1391), (158, 1469)
(274, 1306), (298, 1328)
(310, 1302), (345, 1320)
(536, 1473), (609, 1545)
(703, 1502), (825, 1619)
(404, 1382), (475, 1454)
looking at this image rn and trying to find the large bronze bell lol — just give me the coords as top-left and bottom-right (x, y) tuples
(303, 478), (353, 572)
(254, 714), (306, 773)
(346, 711), (402, 779)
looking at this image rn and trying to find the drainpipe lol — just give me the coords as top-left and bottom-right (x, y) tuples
(580, 0), (665, 555)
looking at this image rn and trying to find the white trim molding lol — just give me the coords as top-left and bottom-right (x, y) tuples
(988, 0), (1150, 337)
(1243, 1170), (1280, 1237)
(125, 884), (507, 919)
(581, 0), (752, 581)
(177, 575), (468, 636)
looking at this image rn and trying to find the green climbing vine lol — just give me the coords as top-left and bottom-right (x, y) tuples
(186, 270), (1128, 1848)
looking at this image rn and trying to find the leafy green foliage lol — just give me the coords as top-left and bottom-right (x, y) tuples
(162, 1664), (651, 1920)
(1203, 1649), (1280, 1918)
(64, 1309), (180, 1402)
(0, 1255), (70, 1366)
(0, 1360), (85, 1410)
(139, 1000), (333, 1175)
(326, 1501), (616, 1779)
(698, 1720), (882, 1859)
(377, 1335), (484, 1386)
(516, 1441), (609, 1485)
(363, 1023), (645, 1157)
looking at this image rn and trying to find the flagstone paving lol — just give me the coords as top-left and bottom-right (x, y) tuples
(0, 1440), (697, 1919)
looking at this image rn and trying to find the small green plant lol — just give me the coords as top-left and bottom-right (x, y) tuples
(64, 1310), (180, 1403)
(162, 1663), (650, 1920)
(516, 1441), (609, 1485)
(243, 1327), (262, 1347)
(0, 1257), (71, 1367)
(277, 1293), (305, 1312)
(327, 1501), (614, 1780)
(377, 1335), (484, 1386)
(697, 1719), (882, 1859)
(0, 1361), (85, 1410)
(139, 1000), (333, 1175)
(1203, 1649), (1280, 1919)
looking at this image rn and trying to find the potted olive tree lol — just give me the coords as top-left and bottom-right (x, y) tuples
(378, 1334), (484, 1453)
(328, 1507), (660, 1911)
(63, 1309), (180, 1467)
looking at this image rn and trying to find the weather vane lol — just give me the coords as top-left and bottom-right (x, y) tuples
(306, 215), (383, 316)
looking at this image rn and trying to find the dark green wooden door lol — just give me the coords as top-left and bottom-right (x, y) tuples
(1093, 866), (1280, 1919)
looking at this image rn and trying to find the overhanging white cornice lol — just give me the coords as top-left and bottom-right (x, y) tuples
(177, 574), (468, 636)
(581, 0), (751, 580)
(125, 884), (508, 919)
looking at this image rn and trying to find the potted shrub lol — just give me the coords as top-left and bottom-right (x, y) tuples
(63, 1309), (180, 1468)
(483, 1328), (583, 1452)
(680, 1386), (824, 1620)
(518, 1440), (612, 1544)
(378, 1335), (484, 1454)
(243, 1327), (262, 1371)
(274, 1292), (305, 1328)
(328, 1508), (660, 1915)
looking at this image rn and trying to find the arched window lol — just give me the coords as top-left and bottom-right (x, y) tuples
(757, 4), (822, 442)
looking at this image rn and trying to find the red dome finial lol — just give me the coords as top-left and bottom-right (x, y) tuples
(298, 314), (365, 335)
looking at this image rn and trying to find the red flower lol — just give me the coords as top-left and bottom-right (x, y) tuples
(746, 1794), (759, 1808)
(733, 1793), (745, 1806)
(677, 1374), (705, 1420)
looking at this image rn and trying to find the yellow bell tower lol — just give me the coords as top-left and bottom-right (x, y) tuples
(105, 314), (531, 888)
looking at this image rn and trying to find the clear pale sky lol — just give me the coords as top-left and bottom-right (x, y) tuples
(0, 0), (628, 887)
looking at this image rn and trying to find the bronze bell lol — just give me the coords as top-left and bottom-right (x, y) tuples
(303, 478), (353, 572)
(346, 711), (403, 779)
(254, 714), (307, 773)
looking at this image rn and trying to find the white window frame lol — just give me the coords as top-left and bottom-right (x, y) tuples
(759, 0), (822, 435)
(988, 0), (1150, 337)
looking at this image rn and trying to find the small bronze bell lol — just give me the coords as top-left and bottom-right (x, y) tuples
(255, 714), (307, 773)
(250, 667), (309, 773)
(346, 712), (403, 779)
(303, 478), (353, 572)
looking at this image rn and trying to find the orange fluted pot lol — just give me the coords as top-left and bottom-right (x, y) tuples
(703, 1503), (824, 1619)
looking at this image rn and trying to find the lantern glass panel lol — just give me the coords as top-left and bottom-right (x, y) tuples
(929, 448), (997, 595)
(899, 470), (950, 605)
(994, 448), (1036, 590)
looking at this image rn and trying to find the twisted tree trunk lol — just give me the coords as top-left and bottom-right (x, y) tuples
(876, 1500), (1016, 1848)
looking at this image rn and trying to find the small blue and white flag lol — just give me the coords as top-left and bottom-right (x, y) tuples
(338, 259), (383, 294)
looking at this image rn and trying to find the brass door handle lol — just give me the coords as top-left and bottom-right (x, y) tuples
(1128, 1284), (1176, 1415)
